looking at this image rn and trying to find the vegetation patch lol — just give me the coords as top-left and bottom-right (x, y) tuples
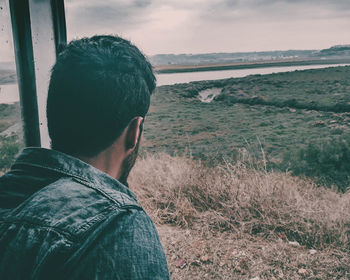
(0, 135), (22, 172)
(143, 66), (350, 190)
(130, 153), (350, 279)
(283, 133), (350, 192)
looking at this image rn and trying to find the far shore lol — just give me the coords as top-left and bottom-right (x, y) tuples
(154, 58), (350, 74)
(0, 70), (17, 85)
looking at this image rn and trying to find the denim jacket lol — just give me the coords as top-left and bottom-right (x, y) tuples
(0, 148), (169, 280)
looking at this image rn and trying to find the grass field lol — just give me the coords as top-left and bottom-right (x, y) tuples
(142, 66), (350, 189)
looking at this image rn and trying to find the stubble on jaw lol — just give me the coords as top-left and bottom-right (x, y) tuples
(118, 134), (141, 186)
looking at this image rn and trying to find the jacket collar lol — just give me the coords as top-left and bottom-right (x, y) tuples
(12, 147), (138, 202)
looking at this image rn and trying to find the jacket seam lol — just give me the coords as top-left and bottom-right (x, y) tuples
(0, 219), (76, 243)
(13, 162), (141, 209)
(71, 177), (125, 208)
(13, 161), (91, 182)
(74, 204), (120, 233)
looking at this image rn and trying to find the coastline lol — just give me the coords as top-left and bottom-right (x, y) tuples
(155, 58), (350, 74)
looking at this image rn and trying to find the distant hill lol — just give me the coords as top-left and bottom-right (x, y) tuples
(150, 45), (350, 66)
(315, 45), (350, 57)
(149, 50), (316, 66)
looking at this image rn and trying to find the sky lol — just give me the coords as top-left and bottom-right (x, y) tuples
(1, 0), (350, 60)
(64, 0), (350, 55)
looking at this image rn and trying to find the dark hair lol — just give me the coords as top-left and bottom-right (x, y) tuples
(47, 35), (156, 157)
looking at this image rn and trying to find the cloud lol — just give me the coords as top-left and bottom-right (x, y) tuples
(65, 0), (350, 31)
(0, 0), (348, 60)
(215, 0), (350, 9)
(61, 0), (350, 54)
(200, 0), (350, 22)
(65, 0), (154, 38)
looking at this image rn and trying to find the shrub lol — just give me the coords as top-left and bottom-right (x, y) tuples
(283, 134), (350, 192)
(0, 135), (22, 171)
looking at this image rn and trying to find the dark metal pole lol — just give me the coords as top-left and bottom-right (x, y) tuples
(51, 0), (67, 56)
(9, 0), (41, 147)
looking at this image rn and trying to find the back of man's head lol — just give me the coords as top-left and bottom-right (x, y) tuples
(47, 35), (155, 157)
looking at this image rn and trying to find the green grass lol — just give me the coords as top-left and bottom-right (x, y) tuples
(144, 66), (350, 158)
(0, 103), (22, 171)
(0, 135), (23, 171)
(143, 66), (350, 189)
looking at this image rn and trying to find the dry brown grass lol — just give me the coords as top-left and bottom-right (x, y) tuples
(129, 153), (350, 279)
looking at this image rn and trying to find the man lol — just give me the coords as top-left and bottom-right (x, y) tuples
(0, 35), (169, 279)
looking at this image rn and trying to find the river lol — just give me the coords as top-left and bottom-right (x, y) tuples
(1, 63), (349, 104)
(156, 63), (350, 86)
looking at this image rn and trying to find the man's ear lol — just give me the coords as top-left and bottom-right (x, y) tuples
(125, 117), (143, 153)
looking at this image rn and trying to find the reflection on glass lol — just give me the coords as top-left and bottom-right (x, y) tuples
(0, 0), (23, 173)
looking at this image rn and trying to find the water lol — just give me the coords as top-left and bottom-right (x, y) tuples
(198, 88), (222, 103)
(156, 63), (350, 86)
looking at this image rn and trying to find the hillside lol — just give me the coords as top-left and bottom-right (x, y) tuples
(129, 153), (350, 279)
(143, 65), (350, 190)
(132, 66), (350, 278)
(317, 45), (350, 58)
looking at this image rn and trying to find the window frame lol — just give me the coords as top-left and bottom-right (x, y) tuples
(9, 0), (66, 147)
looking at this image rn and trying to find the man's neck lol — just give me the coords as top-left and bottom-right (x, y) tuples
(77, 143), (125, 180)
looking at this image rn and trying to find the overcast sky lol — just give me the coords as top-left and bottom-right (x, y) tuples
(64, 0), (350, 55)
(1, 0), (350, 60)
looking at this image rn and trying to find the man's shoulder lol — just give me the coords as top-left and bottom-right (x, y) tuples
(66, 200), (169, 280)
(0, 175), (169, 279)
(5, 176), (143, 238)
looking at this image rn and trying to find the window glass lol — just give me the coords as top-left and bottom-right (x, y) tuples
(0, 0), (23, 173)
